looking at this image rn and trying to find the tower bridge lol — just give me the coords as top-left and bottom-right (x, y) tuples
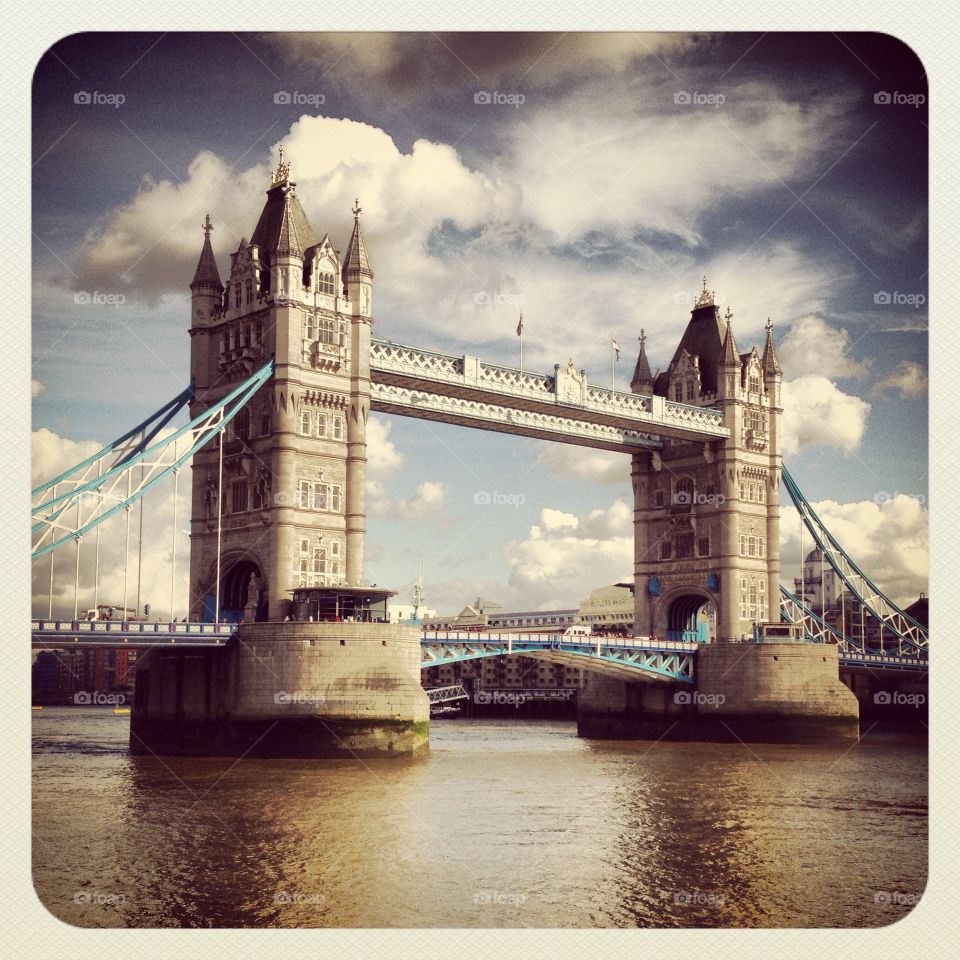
(31, 152), (928, 756)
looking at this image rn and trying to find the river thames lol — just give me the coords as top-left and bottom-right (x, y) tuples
(32, 708), (926, 928)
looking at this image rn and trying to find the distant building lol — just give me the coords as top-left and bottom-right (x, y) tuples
(577, 582), (634, 634)
(388, 602), (437, 623)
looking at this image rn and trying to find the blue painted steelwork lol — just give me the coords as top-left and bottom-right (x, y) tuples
(420, 632), (696, 682)
(781, 467), (927, 653)
(778, 585), (927, 674)
(32, 360), (274, 559)
(30, 619), (236, 648)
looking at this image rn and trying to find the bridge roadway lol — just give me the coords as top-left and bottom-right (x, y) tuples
(367, 337), (729, 452)
(30, 622), (926, 677)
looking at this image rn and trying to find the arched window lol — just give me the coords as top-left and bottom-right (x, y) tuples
(675, 476), (694, 507)
(319, 272), (336, 295)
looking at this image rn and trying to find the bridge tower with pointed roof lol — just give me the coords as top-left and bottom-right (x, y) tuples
(627, 278), (783, 644)
(186, 149), (374, 621)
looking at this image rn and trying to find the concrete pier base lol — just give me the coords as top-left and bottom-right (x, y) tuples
(130, 622), (430, 758)
(578, 642), (861, 743)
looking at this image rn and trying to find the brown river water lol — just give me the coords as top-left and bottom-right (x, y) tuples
(32, 708), (927, 928)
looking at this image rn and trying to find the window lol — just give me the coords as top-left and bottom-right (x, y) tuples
(312, 482), (328, 511)
(331, 485), (342, 512)
(319, 272), (336, 296)
(303, 314), (315, 341)
(749, 375), (761, 393)
(686, 382), (694, 401)
(675, 476), (694, 506)
(234, 284), (241, 309)
(333, 416), (344, 440)
(676, 532), (695, 558)
(698, 535), (710, 557)
(298, 480), (311, 509)
(300, 409), (312, 435)
(245, 279), (253, 304)
(315, 414), (327, 438)
(252, 481), (264, 511)
(230, 480), (247, 514)
(234, 408), (250, 441)
(219, 334), (226, 354)
(319, 316), (336, 344)
(660, 540), (672, 560)
(654, 488), (664, 507)
(674, 385), (683, 402)
(259, 409), (271, 436)
(244, 326), (251, 348)
(739, 577), (749, 620)
(228, 329), (236, 350)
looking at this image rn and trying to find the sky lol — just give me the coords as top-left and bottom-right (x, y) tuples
(31, 31), (929, 617)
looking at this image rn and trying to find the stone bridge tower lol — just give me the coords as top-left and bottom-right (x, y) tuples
(186, 151), (373, 621)
(628, 279), (783, 643)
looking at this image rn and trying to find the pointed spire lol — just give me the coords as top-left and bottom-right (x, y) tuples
(762, 317), (783, 377)
(249, 156), (317, 261)
(719, 306), (739, 367)
(191, 214), (223, 290)
(342, 197), (374, 288)
(630, 328), (655, 394)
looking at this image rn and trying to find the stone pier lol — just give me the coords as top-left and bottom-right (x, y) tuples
(578, 643), (860, 743)
(130, 622), (429, 758)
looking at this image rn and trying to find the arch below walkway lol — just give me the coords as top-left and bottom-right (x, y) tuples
(660, 591), (716, 643)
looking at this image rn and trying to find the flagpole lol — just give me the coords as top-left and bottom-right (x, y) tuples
(520, 328), (523, 375)
(611, 341), (615, 392)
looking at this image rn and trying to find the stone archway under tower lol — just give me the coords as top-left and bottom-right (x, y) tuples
(200, 554), (268, 623)
(657, 590), (717, 643)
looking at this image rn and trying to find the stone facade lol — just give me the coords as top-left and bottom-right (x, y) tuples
(187, 167), (373, 622)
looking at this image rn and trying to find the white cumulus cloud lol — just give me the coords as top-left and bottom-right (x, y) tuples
(780, 376), (871, 457)
(872, 360), (928, 398)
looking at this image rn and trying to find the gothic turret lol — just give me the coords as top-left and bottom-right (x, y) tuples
(762, 318), (782, 378)
(630, 328), (655, 394)
(342, 198), (373, 317)
(190, 214), (223, 326)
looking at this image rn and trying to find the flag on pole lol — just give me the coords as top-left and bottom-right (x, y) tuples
(611, 337), (620, 360)
(517, 312), (524, 336)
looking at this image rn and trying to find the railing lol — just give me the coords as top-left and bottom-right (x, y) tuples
(420, 631), (700, 652)
(31, 620), (236, 645)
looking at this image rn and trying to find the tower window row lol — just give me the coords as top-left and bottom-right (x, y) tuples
(299, 409), (345, 440)
(297, 480), (343, 513)
(296, 537), (342, 588)
(739, 480), (766, 503)
(739, 576), (767, 623)
(739, 534), (766, 558)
